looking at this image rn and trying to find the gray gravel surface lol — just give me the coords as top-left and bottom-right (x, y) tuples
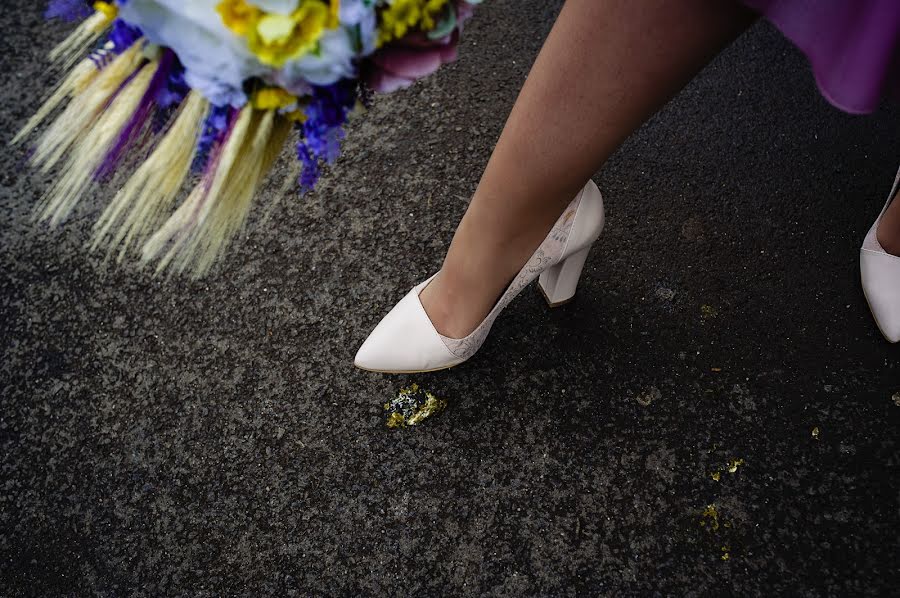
(1, 1), (898, 595)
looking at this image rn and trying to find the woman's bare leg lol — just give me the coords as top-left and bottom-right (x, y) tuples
(877, 189), (900, 255)
(420, 0), (756, 338)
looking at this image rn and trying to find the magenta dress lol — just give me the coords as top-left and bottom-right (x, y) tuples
(742, 0), (900, 114)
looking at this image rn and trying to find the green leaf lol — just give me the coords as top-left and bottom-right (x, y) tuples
(427, 4), (457, 40)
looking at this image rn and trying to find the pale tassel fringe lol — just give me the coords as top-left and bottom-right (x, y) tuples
(142, 107), (258, 273)
(143, 185), (204, 274)
(48, 11), (111, 71)
(11, 58), (98, 146)
(190, 111), (291, 275)
(257, 159), (302, 231)
(37, 62), (157, 227)
(143, 109), (293, 277)
(90, 91), (209, 262)
(183, 111), (292, 275)
(30, 43), (145, 174)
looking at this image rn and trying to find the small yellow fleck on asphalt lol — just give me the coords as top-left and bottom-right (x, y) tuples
(711, 471), (721, 482)
(700, 504), (720, 532)
(726, 458), (745, 474)
(812, 426), (820, 440)
(635, 386), (661, 406)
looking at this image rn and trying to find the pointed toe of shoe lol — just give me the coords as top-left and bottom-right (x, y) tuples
(353, 333), (391, 371)
(865, 304), (900, 343)
(861, 248), (900, 343)
(882, 328), (900, 344)
(355, 281), (464, 373)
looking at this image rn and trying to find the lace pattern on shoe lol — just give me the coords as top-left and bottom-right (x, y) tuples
(437, 195), (582, 359)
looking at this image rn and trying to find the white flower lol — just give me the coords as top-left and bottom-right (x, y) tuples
(118, 0), (378, 104)
(274, 27), (356, 86)
(339, 0), (375, 25)
(339, 0), (377, 56)
(247, 0), (300, 15)
(119, 0), (269, 106)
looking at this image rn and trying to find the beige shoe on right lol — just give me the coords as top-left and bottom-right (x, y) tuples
(860, 166), (900, 343)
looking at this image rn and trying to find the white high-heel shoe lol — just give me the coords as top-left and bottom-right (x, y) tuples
(355, 180), (606, 373)
(860, 166), (900, 343)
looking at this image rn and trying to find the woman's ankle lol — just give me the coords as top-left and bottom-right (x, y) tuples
(876, 221), (900, 256)
(420, 227), (541, 339)
(876, 193), (900, 256)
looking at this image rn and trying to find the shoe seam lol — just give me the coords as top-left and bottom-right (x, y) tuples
(559, 186), (588, 260)
(410, 290), (467, 360)
(861, 246), (900, 260)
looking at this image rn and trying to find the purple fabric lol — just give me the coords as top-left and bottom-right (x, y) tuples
(742, 0), (900, 114)
(97, 50), (177, 180)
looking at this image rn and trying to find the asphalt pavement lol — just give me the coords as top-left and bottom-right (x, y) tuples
(1, 1), (898, 595)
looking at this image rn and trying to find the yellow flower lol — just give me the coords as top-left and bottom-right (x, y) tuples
(378, 0), (420, 44)
(420, 0), (449, 30)
(247, 1), (330, 67)
(216, 0), (262, 36)
(378, 0), (450, 46)
(328, 0), (341, 29)
(251, 87), (297, 111)
(285, 109), (308, 123)
(93, 1), (118, 23)
(250, 88), (308, 121)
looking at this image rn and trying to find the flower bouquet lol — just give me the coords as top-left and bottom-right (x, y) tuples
(18, 0), (480, 276)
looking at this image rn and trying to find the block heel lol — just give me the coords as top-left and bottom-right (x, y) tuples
(537, 246), (591, 307)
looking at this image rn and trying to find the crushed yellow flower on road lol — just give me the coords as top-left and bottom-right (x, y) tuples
(700, 504), (720, 532)
(726, 458), (745, 474)
(384, 383), (447, 428)
(709, 457), (746, 481)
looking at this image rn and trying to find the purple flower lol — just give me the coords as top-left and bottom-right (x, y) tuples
(108, 19), (143, 53)
(193, 105), (233, 174)
(45, 0), (92, 22)
(296, 80), (358, 192)
(149, 54), (191, 132)
(156, 60), (190, 110)
(296, 143), (321, 190)
(364, 1), (475, 93)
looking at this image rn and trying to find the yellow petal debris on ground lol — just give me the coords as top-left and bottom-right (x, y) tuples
(700, 504), (720, 532)
(892, 392), (899, 407)
(635, 386), (661, 407)
(710, 457), (745, 480)
(384, 383), (447, 428)
(698, 504), (736, 562)
(700, 304), (718, 319)
(811, 426), (820, 440)
(726, 458), (745, 474)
